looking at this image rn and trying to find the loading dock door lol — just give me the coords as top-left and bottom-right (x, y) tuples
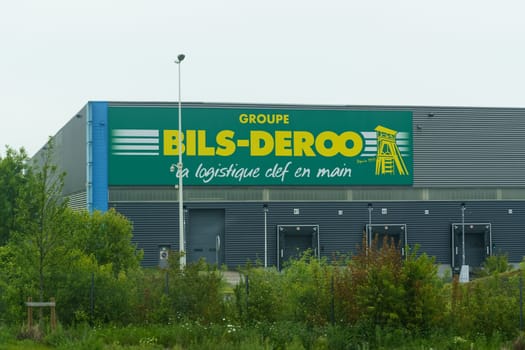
(277, 225), (319, 270)
(187, 209), (225, 265)
(366, 224), (407, 257)
(451, 223), (492, 271)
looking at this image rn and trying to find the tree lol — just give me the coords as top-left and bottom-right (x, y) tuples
(0, 147), (31, 245)
(65, 208), (143, 276)
(0, 140), (143, 324)
(11, 139), (69, 301)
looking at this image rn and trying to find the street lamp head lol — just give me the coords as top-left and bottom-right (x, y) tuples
(368, 203), (373, 210)
(175, 54), (186, 64)
(263, 203), (268, 213)
(461, 202), (466, 209)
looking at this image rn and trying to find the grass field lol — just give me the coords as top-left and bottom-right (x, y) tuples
(0, 323), (520, 350)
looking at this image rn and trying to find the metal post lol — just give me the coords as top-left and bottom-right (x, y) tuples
(175, 54), (186, 267)
(50, 297), (56, 331)
(263, 204), (268, 267)
(520, 270), (523, 331)
(90, 272), (94, 326)
(27, 297), (32, 329)
(331, 275), (335, 325)
(368, 203), (373, 247)
(245, 275), (249, 319)
(461, 203), (466, 266)
(165, 271), (169, 295)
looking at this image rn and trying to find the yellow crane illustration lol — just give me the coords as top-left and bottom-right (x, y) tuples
(375, 125), (409, 176)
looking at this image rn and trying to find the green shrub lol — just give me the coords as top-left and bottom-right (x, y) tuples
(449, 270), (521, 339)
(157, 252), (226, 324)
(401, 246), (447, 332)
(235, 266), (284, 323)
(280, 251), (333, 326)
(335, 235), (406, 328)
(478, 254), (513, 277)
(46, 253), (141, 325)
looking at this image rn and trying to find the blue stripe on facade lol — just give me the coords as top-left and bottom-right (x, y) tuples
(90, 101), (108, 212)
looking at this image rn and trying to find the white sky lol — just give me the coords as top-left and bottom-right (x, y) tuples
(1, 0), (524, 156)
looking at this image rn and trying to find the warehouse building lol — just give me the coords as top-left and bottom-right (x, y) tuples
(43, 101), (525, 273)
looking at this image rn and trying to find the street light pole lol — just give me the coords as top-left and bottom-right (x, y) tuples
(175, 54), (186, 267)
(263, 204), (268, 267)
(461, 202), (466, 266)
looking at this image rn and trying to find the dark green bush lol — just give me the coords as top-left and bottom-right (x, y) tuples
(353, 237), (406, 328)
(235, 251), (334, 326)
(153, 252), (226, 324)
(235, 266), (284, 323)
(280, 251), (333, 326)
(47, 253), (141, 325)
(450, 271), (521, 338)
(401, 246), (447, 332)
(478, 253), (513, 277)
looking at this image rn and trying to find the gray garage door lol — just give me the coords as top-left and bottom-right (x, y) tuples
(277, 225), (319, 270)
(366, 223), (408, 257)
(187, 209), (225, 265)
(451, 223), (492, 271)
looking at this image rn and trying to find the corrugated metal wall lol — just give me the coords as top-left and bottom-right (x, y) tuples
(36, 106), (87, 196)
(111, 200), (525, 268)
(109, 202), (179, 266)
(67, 191), (87, 211)
(410, 107), (525, 187)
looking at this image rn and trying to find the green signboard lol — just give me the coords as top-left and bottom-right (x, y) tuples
(108, 106), (413, 186)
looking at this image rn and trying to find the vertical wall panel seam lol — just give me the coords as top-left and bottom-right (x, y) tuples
(86, 103), (93, 212)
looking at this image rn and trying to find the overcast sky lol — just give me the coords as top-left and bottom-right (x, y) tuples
(1, 0), (524, 156)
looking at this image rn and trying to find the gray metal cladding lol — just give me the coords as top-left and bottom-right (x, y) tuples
(109, 199), (525, 268)
(224, 204), (266, 267)
(56, 106), (87, 195)
(67, 191), (87, 211)
(34, 106), (87, 196)
(410, 107), (525, 187)
(109, 202), (179, 266)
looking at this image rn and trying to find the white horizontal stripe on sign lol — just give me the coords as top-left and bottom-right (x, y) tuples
(363, 147), (377, 152)
(113, 145), (160, 151)
(112, 129), (159, 137)
(365, 139), (377, 145)
(396, 140), (409, 145)
(112, 152), (159, 156)
(113, 138), (159, 144)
